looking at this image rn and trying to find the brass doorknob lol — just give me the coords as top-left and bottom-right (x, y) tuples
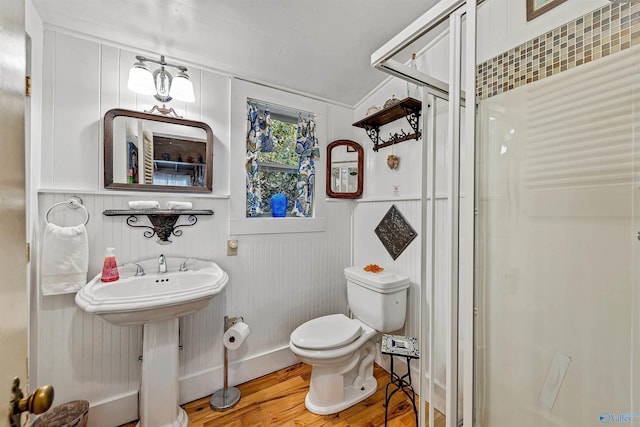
(19, 384), (54, 414)
(9, 378), (54, 427)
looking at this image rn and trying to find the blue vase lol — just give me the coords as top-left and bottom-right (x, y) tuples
(270, 192), (287, 217)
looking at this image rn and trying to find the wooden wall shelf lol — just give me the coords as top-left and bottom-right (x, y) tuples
(352, 97), (422, 152)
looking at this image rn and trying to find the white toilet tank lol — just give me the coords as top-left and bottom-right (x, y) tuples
(344, 266), (410, 332)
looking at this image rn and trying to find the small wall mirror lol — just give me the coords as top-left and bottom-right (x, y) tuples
(326, 139), (363, 199)
(104, 108), (213, 193)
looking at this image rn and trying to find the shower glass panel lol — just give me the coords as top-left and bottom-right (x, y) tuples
(438, 96), (470, 427)
(474, 11), (640, 427)
(428, 92), (468, 426)
(369, 3), (476, 425)
(429, 94), (453, 426)
(423, 12), (471, 427)
(632, 36), (640, 422)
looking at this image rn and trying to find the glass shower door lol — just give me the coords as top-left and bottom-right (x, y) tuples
(474, 20), (639, 426)
(631, 35), (640, 426)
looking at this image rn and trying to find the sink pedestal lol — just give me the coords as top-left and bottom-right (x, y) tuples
(75, 258), (229, 426)
(137, 318), (188, 427)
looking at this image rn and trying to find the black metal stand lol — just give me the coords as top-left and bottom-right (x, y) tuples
(383, 353), (419, 426)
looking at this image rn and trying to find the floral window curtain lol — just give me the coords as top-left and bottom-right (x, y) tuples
(246, 104), (262, 216)
(246, 104), (276, 217)
(292, 114), (319, 217)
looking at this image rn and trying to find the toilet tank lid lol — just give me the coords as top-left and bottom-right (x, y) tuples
(344, 266), (410, 293)
(290, 314), (362, 350)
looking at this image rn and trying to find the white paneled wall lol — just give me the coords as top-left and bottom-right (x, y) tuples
(476, 0), (608, 63)
(353, 30), (450, 393)
(351, 33), (471, 412)
(31, 2), (618, 425)
(353, 200), (422, 335)
(353, 197), (450, 393)
(40, 29), (231, 195)
(36, 191), (351, 425)
(41, 32), (101, 189)
(34, 29), (353, 426)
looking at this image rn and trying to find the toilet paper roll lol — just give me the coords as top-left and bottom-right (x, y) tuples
(223, 321), (250, 350)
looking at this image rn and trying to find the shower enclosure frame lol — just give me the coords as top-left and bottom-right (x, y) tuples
(371, 1), (477, 426)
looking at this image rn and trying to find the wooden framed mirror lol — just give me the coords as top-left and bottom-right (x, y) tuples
(104, 108), (213, 193)
(326, 139), (363, 199)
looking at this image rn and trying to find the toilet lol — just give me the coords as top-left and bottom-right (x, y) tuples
(289, 266), (410, 415)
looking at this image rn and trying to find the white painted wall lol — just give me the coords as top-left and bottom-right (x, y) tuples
(476, 0), (609, 63)
(33, 30), (354, 426)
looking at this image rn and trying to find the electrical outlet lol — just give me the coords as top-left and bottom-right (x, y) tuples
(227, 240), (238, 256)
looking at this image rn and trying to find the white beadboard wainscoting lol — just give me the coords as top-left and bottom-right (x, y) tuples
(353, 196), (454, 413)
(35, 192), (352, 426)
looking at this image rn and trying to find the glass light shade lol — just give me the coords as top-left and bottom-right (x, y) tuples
(170, 72), (195, 102)
(154, 68), (171, 100)
(127, 64), (156, 95)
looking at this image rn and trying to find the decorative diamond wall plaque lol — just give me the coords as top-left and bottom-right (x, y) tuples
(374, 205), (417, 260)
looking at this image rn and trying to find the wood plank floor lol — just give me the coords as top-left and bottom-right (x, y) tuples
(120, 363), (445, 426)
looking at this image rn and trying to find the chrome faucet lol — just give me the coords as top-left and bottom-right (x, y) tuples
(125, 262), (145, 276)
(179, 258), (196, 272)
(158, 254), (167, 274)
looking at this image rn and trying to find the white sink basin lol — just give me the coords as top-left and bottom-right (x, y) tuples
(76, 257), (228, 426)
(75, 257), (228, 326)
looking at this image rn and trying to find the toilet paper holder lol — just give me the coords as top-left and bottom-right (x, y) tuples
(210, 315), (245, 411)
(225, 315), (243, 327)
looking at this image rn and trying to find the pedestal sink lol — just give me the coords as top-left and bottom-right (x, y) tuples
(75, 257), (228, 427)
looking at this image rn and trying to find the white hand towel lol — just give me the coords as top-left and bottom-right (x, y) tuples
(167, 201), (193, 210)
(128, 200), (160, 209)
(41, 223), (89, 296)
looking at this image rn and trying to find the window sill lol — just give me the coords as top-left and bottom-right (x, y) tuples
(229, 217), (326, 235)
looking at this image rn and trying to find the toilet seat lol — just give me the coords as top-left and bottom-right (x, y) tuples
(291, 314), (362, 350)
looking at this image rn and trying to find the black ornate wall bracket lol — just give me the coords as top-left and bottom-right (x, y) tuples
(352, 97), (422, 152)
(103, 209), (214, 244)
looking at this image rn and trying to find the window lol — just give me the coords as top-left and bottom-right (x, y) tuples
(230, 81), (327, 235)
(246, 100), (319, 218)
(256, 116), (298, 215)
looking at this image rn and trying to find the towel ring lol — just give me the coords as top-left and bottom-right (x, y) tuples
(45, 196), (90, 226)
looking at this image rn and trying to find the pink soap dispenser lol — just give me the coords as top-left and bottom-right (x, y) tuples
(101, 247), (120, 282)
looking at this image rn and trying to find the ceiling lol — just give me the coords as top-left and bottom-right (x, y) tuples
(30, 0), (438, 106)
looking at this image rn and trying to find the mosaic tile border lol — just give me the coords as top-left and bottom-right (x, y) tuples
(477, 2), (640, 100)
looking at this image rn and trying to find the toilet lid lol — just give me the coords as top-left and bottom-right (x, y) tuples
(291, 314), (362, 350)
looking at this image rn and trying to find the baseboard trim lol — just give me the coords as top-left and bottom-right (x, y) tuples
(83, 345), (448, 425)
(87, 346), (299, 426)
(179, 345), (299, 405)
(87, 391), (138, 427)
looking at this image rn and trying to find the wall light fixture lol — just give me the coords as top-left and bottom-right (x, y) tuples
(127, 55), (195, 103)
